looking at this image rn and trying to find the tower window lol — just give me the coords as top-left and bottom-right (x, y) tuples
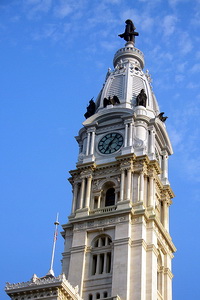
(103, 292), (108, 298)
(89, 294), (93, 300)
(91, 235), (112, 276)
(92, 255), (97, 275)
(96, 293), (100, 299)
(105, 188), (115, 206)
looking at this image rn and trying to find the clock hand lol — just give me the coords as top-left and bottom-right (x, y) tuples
(105, 136), (116, 152)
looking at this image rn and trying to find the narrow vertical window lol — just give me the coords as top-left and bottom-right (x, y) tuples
(92, 255), (97, 275)
(106, 252), (111, 273)
(99, 253), (104, 274)
(89, 294), (93, 300)
(105, 188), (115, 206)
(103, 292), (108, 298)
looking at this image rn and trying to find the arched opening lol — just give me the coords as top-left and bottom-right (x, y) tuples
(103, 291), (108, 298)
(91, 235), (112, 276)
(105, 188), (115, 206)
(89, 294), (93, 300)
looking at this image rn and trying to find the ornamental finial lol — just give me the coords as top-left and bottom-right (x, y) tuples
(118, 19), (139, 45)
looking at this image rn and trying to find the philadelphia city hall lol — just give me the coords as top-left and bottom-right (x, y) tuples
(5, 20), (176, 300)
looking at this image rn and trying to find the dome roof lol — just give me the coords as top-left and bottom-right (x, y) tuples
(95, 42), (160, 119)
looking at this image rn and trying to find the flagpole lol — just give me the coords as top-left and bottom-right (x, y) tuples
(47, 213), (59, 276)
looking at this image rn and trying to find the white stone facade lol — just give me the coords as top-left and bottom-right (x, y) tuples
(61, 40), (176, 300)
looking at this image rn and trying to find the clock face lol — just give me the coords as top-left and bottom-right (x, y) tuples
(98, 132), (123, 154)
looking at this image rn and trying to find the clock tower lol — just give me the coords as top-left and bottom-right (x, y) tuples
(5, 20), (176, 300)
(61, 20), (176, 300)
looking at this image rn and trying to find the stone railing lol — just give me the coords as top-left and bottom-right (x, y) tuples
(113, 46), (144, 69)
(100, 296), (121, 300)
(90, 205), (117, 215)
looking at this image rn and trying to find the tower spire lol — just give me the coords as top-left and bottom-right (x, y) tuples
(47, 213), (59, 277)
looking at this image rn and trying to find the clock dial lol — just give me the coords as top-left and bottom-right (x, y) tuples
(98, 133), (123, 154)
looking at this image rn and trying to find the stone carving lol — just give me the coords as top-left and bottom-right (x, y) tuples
(133, 137), (143, 148)
(136, 89), (147, 107)
(118, 19), (139, 44)
(157, 112), (168, 122)
(80, 170), (92, 178)
(105, 68), (112, 81)
(78, 152), (84, 162)
(120, 161), (133, 170)
(145, 69), (152, 84)
(103, 95), (120, 107)
(94, 167), (119, 177)
(87, 221), (94, 227)
(84, 98), (96, 119)
(93, 179), (100, 190)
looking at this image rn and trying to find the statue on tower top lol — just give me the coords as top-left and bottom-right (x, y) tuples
(118, 19), (139, 44)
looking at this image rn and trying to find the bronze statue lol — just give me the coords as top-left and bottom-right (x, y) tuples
(103, 95), (120, 108)
(119, 19), (139, 44)
(157, 112), (168, 122)
(84, 98), (96, 119)
(136, 89), (147, 107)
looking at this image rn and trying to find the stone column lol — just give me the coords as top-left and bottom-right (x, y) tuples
(103, 253), (107, 273)
(97, 194), (101, 208)
(120, 169), (125, 201)
(139, 172), (144, 202)
(96, 254), (100, 275)
(126, 168), (132, 201)
(162, 151), (168, 180)
(163, 200), (169, 231)
(85, 176), (92, 208)
(124, 123), (128, 147)
(129, 122), (133, 146)
(148, 175), (154, 207)
(86, 132), (90, 156)
(90, 129), (96, 155)
(71, 182), (78, 213)
(79, 178), (85, 209)
(149, 126), (155, 155)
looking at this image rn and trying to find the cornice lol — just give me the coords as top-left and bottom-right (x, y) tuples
(149, 215), (176, 254)
(5, 274), (83, 300)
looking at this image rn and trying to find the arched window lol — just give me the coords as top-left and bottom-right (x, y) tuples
(103, 291), (108, 298)
(96, 293), (100, 299)
(88, 294), (93, 300)
(91, 235), (112, 276)
(105, 188), (115, 206)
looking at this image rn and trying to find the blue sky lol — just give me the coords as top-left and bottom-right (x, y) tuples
(1, 0), (200, 299)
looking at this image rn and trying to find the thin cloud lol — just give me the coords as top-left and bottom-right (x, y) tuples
(190, 63), (200, 73)
(178, 32), (193, 55)
(54, 3), (73, 18)
(186, 82), (200, 89)
(25, 0), (52, 18)
(162, 15), (178, 36)
(175, 74), (184, 83)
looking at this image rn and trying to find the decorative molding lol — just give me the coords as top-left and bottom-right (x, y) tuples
(5, 274), (83, 300)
